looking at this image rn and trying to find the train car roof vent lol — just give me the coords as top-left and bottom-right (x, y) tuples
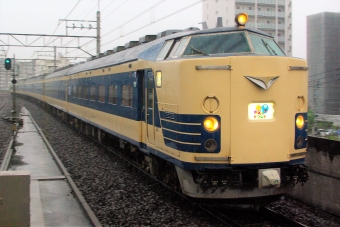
(104, 50), (113, 56)
(96, 53), (104, 59)
(113, 46), (125, 53)
(182, 27), (200, 31)
(125, 41), (139, 49)
(199, 21), (208, 29)
(216, 17), (223, 28)
(157, 29), (181, 39)
(139, 35), (157, 44)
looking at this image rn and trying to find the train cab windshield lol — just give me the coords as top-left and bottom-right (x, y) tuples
(157, 31), (285, 60)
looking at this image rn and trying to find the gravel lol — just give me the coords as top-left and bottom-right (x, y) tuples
(1, 91), (339, 226)
(0, 91), (23, 165)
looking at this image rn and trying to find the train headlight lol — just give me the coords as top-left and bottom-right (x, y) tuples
(235, 13), (249, 27)
(203, 117), (219, 132)
(296, 115), (305, 129)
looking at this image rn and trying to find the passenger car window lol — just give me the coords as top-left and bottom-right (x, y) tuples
(90, 86), (97, 101)
(108, 85), (117, 104)
(72, 86), (77, 97)
(78, 86), (83, 98)
(83, 86), (88, 100)
(122, 85), (133, 107)
(98, 86), (105, 103)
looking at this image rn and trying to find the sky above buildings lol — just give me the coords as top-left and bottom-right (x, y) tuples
(0, 0), (339, 62)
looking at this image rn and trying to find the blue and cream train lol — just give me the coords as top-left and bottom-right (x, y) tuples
(14, 13), (308, 205)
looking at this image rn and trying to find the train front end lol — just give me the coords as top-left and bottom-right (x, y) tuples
(158, 14), (308, 201)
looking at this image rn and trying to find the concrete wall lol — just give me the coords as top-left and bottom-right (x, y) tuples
(0, 171), (30, 227)
(288, 136), (340, 216)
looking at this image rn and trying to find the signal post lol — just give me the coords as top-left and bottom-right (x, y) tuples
(4, 56), (19, 131)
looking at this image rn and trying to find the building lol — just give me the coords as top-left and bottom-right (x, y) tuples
(202, 0), (292, 56)
(307, 12), (340, 115)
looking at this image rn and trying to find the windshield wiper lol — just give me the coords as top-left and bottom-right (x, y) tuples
(190, 45), (208, 56)
(261, 39), (277, 56)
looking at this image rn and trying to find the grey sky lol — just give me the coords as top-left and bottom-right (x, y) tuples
(0, 0), (339, 61)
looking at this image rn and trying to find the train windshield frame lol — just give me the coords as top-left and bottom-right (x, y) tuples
(156, 31), (286, 60)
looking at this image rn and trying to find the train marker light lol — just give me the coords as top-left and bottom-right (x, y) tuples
(203, 116), (219, 132)
(4, 58), (11, 70)
(296, 115), (305, 129)
(156, 71), (162, 87)
(235, 13), (249, 27)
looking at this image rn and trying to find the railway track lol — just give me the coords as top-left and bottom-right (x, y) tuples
(0, 92), (10, 114)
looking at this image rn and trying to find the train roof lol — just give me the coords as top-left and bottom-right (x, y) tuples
(45, 25), (272, 79)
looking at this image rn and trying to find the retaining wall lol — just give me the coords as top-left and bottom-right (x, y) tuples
(288, 136), (340, 216)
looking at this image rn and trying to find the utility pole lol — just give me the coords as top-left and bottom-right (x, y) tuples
(60, 11), (101, 55)
(11, 54), (17, 128)
(97, 11), (101, 55)
(97, 0), (101, 54)
(54, 46), (57, 69)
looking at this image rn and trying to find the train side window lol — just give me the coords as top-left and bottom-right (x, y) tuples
(83, 86), (88, 100)
(172, 37), (190, 58)
(90, 86), (97, 101)
(98, 86), (105, 103)
(122, 85), (133, 107)
(168, 40), (181, 58)
(147, 77), (153, 109)
(72, 86), (77, 97)
(108, 85), (117, 105)
(156, 40), (174, 61)
(78, 86), (83, 99)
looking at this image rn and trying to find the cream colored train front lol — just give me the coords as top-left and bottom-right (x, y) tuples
(14, 13), (308, 204)
(151, 14), (308, 201)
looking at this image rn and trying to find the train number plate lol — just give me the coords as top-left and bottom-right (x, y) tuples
(248, 103), (274, 120)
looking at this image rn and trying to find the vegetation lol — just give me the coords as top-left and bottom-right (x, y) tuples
(307, 109), (315, 133)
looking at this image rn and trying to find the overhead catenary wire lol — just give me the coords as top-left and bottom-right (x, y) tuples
(102, 0), (129, 21)
(34, 0), (83, 58)
(100, 0), (202, 46)
(65, 0), (132, 56)
(75, 0), (203, 56)
(62, 0), (128, 49)
(308, 67), (340, 80)
(101, 0), (119, 14)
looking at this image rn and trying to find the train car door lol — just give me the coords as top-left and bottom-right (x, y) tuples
(146, 71), (155, 145)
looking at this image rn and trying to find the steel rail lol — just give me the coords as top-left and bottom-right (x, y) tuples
(27, 111), (102, 227)
(260, 207), (309, 227)
(0, 131), (16, 171)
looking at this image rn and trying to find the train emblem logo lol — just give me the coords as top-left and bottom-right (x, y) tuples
(253, 104), (269, 119)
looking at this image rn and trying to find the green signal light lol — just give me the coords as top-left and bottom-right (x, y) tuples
(4, 58), (12, 70)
